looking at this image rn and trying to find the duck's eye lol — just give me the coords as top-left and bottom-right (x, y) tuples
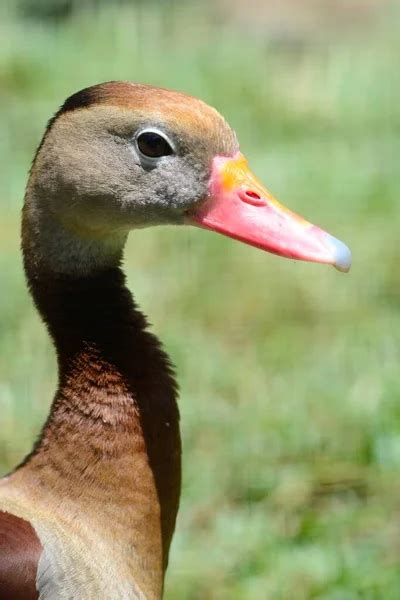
(137, 131), (173, 158)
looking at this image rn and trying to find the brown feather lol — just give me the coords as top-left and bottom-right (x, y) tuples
(0, 510), (41, 599)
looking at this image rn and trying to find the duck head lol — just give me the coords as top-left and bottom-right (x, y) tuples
(24, 81), (351, 274)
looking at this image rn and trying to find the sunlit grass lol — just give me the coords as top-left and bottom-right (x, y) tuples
(0, 2), (399, 597)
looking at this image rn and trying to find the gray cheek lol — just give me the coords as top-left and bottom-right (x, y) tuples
(154, 159), (209, 210)
(119, 158), (209, 226)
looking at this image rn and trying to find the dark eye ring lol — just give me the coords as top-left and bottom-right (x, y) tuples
(136, 130), (174, 159)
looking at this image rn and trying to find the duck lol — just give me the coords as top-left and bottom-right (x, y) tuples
(0, 81), (351, 600)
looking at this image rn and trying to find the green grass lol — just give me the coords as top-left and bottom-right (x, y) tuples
(1, 2), (400, 598)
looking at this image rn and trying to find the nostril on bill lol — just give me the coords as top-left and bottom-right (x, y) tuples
(238, 189), (265, 207)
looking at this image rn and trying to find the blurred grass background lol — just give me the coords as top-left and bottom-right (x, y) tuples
(1, 0), (400, 597)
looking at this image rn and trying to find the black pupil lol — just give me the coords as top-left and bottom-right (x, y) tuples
(137, 132), (173, 158)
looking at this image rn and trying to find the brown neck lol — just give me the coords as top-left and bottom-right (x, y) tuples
(20, 241), (181, 594)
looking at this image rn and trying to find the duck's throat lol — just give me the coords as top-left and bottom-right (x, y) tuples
(15, 223), (181, 597)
